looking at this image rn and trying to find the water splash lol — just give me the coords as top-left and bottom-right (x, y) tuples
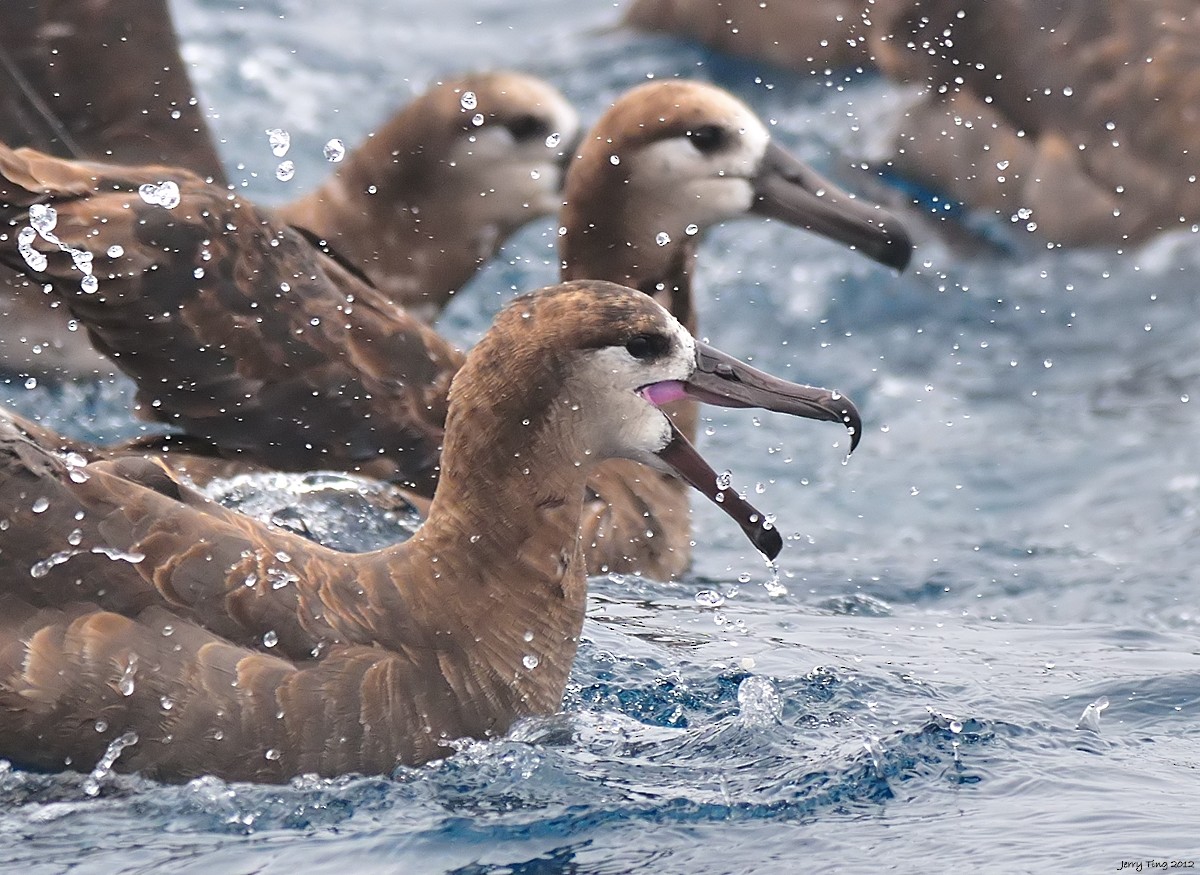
(82, 731), (139, 797)
(735, 676), (783, 725)
(762, 559), (787, 598)
(1076, 695), (1110, 733)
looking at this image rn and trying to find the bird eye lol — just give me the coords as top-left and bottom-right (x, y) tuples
(626, 333), (669, 360)
(507, 114), (550, 142)
(687, 124), (727, 154)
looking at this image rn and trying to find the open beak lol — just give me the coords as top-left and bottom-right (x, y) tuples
(642, 341), (861, 560)
(752, 141), (912, 272)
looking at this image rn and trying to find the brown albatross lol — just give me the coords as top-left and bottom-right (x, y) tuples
(0, 279), (860, 783)
(561, 80), (908, 577)
(0, 78), (906, 578)
(0, 64), (578, 378)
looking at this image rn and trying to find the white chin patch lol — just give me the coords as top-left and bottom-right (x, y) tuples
(569, 318), (696, 461)
(625, 127), (767, 231)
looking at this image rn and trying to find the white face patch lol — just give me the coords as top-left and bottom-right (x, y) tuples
(565, 314), (696, 466)
(445, 95), (580, 222)
(620, 103), (772, 237)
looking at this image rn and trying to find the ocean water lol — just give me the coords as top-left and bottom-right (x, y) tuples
(2, 0), (1199, 872)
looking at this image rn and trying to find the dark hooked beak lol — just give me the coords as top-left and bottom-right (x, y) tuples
(644, 341), (861, 560)
(752, 141), (912, 272)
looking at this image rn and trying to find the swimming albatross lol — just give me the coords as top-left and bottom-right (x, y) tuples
(0, 279), (859, 783)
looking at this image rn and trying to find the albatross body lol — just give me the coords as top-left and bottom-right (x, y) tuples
(0, 279), (859, 783)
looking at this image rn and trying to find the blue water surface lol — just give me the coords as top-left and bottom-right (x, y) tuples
(2, 0), (1199, 872)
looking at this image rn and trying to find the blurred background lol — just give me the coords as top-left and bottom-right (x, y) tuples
(1, 2), (1198, 872)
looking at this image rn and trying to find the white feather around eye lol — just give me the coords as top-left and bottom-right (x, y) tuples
(566, 318), (696, 463)
(445, 119), (572, 218)
(619, 110), (771, 235)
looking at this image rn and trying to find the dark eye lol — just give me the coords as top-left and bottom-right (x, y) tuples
(687, 124), (727, 154)
(626, 333), (670, 360)
(507, 114), (549, 142)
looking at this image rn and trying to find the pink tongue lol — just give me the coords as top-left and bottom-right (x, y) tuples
(640, 381), (688, 406)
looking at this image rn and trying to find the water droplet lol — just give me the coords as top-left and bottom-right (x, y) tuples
(322, 138), (345, 162)
(545, 132), (561, 148)
(459, 91), (477, 111)
(715, 470), (732, 491)
(160, 696), (174, 711)
(83, 730), (138, 797)
(275, 160), (296, 182)
(655, 231), (671, 246)
(28, 203), (58, 237)
(23, 377), (36, 390)
(31, 497), (49, 514)
(138, 181), (181, 209)
(684, 223), (699, 236)
(118, 657), (137, 696)
(264, 747), (281, 761)
(193, 267), (205, 279)
(266, 128), (290, 157)
(522, 653), (540, 670)
(67, 528), (83, 546)
(522, 630), (534, 642)
(263, 630), (279, 648)
(471, 113), (485, 127)
(162, 625), (174, 637)
(94, 719), (108, 733)
(609, 154), (620, 165)
(72, 249), (93, 274)
(19, 242), (48, 272)
(996, 160), (1010, 170)
(694, 589), (725, 607)
(81, 274), (99, 294)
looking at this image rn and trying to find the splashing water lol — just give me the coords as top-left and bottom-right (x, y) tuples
(736, 676), (783, 725)
(82, 731), (139, 797)
(1076, 696), (1110, 732)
